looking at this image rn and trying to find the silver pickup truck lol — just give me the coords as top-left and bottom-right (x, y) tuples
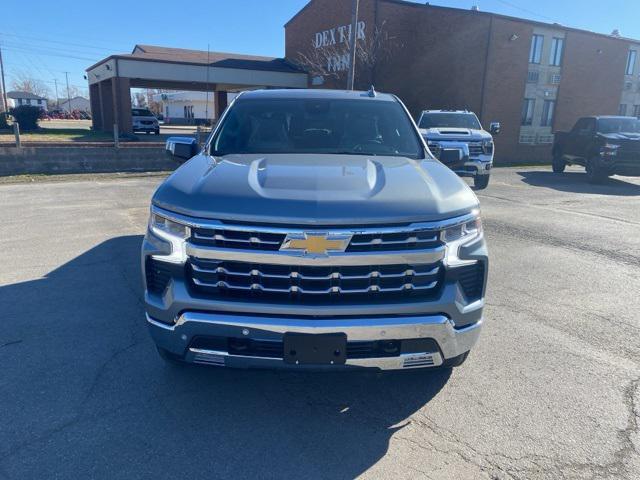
(418, 110), (500, 189)
(143, 89), (488, 371)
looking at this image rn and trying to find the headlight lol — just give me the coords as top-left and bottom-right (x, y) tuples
(441, 214), (483, 267)
(482, 140), (494, 155)
(149, 211), (189, 263)
(601, 143), (619, 157)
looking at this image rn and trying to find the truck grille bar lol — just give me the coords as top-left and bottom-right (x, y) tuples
(189, 259), (442, 301)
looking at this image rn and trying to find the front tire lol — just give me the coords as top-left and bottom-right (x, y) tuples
(474, 175), (490, 190)
(442, 351), (469, 368)
(586, 158), (607, 184)
(552, 152), (566, 173)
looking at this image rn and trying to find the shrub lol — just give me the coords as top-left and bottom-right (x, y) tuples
(9, 105), (41, 131)
(0, 112), (8, 130)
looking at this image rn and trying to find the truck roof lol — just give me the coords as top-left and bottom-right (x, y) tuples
(238, 88), (397, 102)
(420, 109), (472, 114)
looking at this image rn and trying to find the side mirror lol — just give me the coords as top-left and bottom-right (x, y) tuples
(489, 122), (501, 135)
(165, 137), (198, 162)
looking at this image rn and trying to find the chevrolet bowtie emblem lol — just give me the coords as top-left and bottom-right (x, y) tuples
(281, 233), (352, 255)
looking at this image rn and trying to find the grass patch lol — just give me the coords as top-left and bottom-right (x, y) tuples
(0, 128), (113, 143)
(0, 171), (171, 184)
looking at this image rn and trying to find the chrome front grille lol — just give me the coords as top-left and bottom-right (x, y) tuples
(190, 225), (442, 252)
(468, 142), (484, 156)
(428, 141), (485, 159)
(347, 230), (439, 251)
(191, 227), (284, 251)
(188, 258), (443, 302)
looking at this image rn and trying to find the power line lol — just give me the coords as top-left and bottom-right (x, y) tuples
(0, 45), (97, 62)
(493, 0), (556, 22)
(5, 73), (87, 90)
(1, 44), (99, 62)
(1, 39), (111, 58)
(0, 32), (129, 53)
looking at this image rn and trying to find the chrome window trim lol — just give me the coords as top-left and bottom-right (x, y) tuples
(152, 204), (479, 236)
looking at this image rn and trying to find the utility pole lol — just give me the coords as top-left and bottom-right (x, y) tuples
(0, 43), (8, 113)
(54, 79), (59, 109)
(64, 71), (71, 113)
(204, 44), (210, 124)
(346, 0), (360, 90)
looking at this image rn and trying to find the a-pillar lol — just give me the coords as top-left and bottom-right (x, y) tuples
(214, 91), (228, 122)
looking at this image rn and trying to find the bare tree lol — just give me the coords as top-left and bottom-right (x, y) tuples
(146, 88), (170, 116)
(10, 72), (51, 98)
(293, 21), (400, 88)
(65, 84), (88, 99)
(354, 21), (400, 88)
(295, 41), (349, 81)
(133, 91), (148, 108)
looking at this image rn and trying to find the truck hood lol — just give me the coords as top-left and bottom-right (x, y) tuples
(152, 153), (478, 226)
(420, 127), (491, 142)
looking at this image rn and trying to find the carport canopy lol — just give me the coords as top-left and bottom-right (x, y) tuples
(86, 44), (308, 134)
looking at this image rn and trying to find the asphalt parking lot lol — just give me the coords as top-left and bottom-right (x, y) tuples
(0, 166), (639, 479)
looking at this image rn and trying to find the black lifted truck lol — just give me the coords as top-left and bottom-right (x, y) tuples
(552, 116), (640, 183)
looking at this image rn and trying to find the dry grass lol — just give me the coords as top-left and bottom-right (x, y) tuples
(0, 128), (113, 144)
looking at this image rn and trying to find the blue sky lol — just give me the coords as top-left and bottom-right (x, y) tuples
(1, 0), (639, 99)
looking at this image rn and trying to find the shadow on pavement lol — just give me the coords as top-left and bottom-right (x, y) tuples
(517, 170), (640, 196)
(0, 235), (451, 479)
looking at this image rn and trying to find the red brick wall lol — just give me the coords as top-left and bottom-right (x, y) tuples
(286, 0), (492, 115)
(284, 0), (630, 163)
(285, 0), (355, 89)
(480, 17), (532, 161)
(371, 1), (490, 117)
(554, 31), (628, 132)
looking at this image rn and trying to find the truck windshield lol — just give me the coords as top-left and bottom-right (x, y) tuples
(211, 98), (424, 159)
(598, 118), (640, 134)
(132, 109), (154, 117)
(418, 113), (481, 130)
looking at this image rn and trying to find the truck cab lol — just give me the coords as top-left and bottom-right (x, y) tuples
(417, 110), (500, 190)
(553, 116), (640, 183)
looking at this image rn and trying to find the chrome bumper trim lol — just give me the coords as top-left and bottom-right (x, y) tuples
(146, 312), (483, 370)
(186, 347), (444, 370)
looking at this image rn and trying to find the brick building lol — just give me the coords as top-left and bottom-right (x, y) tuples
(284, 0), (640, 163)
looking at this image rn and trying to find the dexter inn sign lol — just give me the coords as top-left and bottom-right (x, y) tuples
(314, 21), (366, 72)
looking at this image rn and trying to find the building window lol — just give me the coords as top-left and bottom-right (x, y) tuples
(625, 81), (633, 90)
(17, 98), (23, 105)
(529, 34), (544, 64)
(541, 100), (555, 127)
(37, 99), (42, 105)
(549, 37), (563, 66)
(619, 104), (628, 116)
(634, 105), (640, 118)
(626, 50), (637, 75)
(549, 73), (562, 84)
(522, 99), (535, 125)
(527, 71), (539, 83)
